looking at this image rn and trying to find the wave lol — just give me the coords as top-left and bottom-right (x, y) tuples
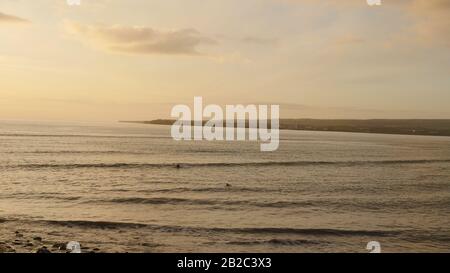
(0, 133), (169, 139)
(30, 219), (400, 237)
(102, 197), (318, 209)
(4, 193), (447, 211)
(226, 239), (322, 246)
(104, 197), (301, 208)
(0, 192), (82, 201)
(139, 187), (278, 194)
(4, 159), (450, 170)
(3, 150), (155, 155)
(101, 197), (450, 210)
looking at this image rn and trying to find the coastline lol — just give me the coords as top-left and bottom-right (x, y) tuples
(121, 119), (450, 137)
(0, 220), (100, 254)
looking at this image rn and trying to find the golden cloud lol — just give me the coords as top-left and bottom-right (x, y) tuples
(65, 22), (217, 56)
(0, 12), (29, 24)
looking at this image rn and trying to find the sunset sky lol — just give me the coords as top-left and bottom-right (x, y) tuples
(1, 0), (449, 121)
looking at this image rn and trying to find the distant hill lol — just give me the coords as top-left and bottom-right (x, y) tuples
(121, 119), (450, 137)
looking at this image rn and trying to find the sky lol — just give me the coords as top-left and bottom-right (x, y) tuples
(0, 0), (449, 121)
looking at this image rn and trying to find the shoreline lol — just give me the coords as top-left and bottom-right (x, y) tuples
(0, 232), (100, 254)
(0, 220), (100, 254)
(121, 119), (450, 138)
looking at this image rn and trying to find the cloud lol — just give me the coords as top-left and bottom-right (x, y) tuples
(65, 22), (217, 56)
(0, 12), (29, 24)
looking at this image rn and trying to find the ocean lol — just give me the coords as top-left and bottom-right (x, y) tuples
(0, 120), (449, 253)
